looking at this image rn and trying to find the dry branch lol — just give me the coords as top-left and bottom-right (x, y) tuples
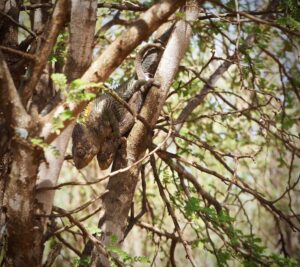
(21, 0), (69, 104)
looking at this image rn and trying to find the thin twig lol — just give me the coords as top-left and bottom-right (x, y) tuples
(0, 10), (37, 37)
(43, 243), (62, 267)
(150, 155), (197, 267)
(0, 46), (36, 60)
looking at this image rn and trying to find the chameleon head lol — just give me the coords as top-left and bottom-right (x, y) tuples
(72, 123), (100, 169)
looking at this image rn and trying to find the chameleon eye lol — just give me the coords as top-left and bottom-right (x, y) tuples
(76, 148), (85, 157)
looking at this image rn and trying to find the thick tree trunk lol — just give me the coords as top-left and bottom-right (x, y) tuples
(4, 144), (41, 266)
(64, 0), (97, 82)
(35, 0), (98, 264)
(90, 1), (201, 265)
(36, 0), (97, 218)
(0, 0), (19, 63)
(0, 52), (42, 266)
(0, 2), (22, 259)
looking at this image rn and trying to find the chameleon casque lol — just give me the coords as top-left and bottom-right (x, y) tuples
(72, 24), (174, 169)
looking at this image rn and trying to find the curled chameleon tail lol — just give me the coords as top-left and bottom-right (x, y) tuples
(135, 43), (163, 80)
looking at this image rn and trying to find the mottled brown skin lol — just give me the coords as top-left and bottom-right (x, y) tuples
(96, 137), (126, 169)
(72, 123), (101, 169)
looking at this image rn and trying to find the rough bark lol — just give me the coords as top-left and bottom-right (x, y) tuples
(64, 0), (97, 81)
(29, 0), (57, 114)
(35, 0), (97, 264)
(90, 1), (201, 265)
(0, 0), (19, 55)
(29, 0), (51, 32)
(0, 52), (41, 266)
(0, 0), (20, 85)
(0, 0), (97, 264)
(0, 0), (20, 205)
(21, 0), (69, 104)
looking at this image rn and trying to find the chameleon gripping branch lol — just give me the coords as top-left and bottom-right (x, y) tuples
(71, 23), (174, 170)
(72, 45), (160, 169)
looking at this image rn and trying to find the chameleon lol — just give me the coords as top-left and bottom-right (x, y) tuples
(72, 45), (161, 169)
(94, 43), (164, 170)
(72, 23), (175, 169)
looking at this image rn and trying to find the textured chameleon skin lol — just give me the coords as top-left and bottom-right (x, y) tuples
(72, 79), (151, 169)
(72, 122), (101, 169)
(72, 25), (174, 169)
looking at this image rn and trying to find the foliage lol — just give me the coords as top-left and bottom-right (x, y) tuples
(30, 138), (60, 157)
(72, 256), (90, 267)
(106, 235), (150, 266)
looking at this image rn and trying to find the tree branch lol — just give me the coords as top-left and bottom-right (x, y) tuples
(157, 149), (223, 213)
(0, 45), (36, 61)
(150, 155), (197, 267)
(0, 51), (30, 127)
(21, 0), (69, 105)
(41, 0), (186, 144)
(97, 2), (148, 12)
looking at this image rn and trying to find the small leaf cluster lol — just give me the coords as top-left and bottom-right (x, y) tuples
(184, 197), (297, 267)
(72, 256), (90, 267)
(108, 235), (150, 267)
(50, 73), (101, 133)
(30, 138), (60, 157)
(51, 73), (97, 102)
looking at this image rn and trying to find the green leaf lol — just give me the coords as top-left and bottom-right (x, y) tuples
(60, 110), (73, 120)
(184, 197), (201, 216)
(30, 138), (60, 157)
(107, 246), (129, 262)
(277, 16), (300, 30)
(107, 245), (150, 265)
(70, 79), (88, 90)
(217, 251), (231, 267)
(283, 116), (296, 129)
(31, 137), (47, 148)
(110, 234), (118, 245)
(133, 256), (150, 264)
(52, 110), (74, 134)
(51, 73), (67, 91)
(68, 79), (97, 101)
(72, 256), (90, 267)
(243, 259), (259, 267)
(87, 226), (102, 237)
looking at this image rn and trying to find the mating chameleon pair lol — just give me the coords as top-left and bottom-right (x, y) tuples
(71, 26), (173, 170)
